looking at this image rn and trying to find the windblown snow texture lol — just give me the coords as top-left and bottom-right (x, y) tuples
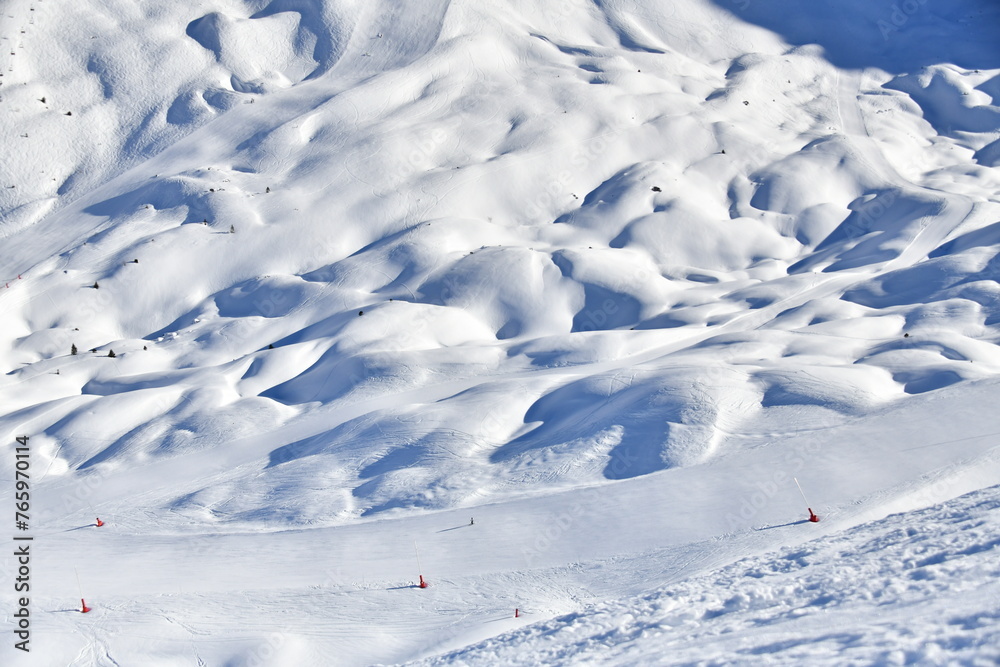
(1, 0), (999, 664)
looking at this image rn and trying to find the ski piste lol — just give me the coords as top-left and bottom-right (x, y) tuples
(1, 0), (999, 664)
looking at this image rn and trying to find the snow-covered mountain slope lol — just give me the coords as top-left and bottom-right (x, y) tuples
(18, 376), (1000, 666)
(1, 0), (999, 664)
(418, 482), (1000, 666)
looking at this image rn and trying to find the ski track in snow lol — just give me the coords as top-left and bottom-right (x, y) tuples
(1, 0), (1000, 664)
(415, 483), (1000, 666)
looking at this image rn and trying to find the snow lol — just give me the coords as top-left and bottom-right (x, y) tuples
(1, 0), (999, 664)
(419, 483), (1000, 666)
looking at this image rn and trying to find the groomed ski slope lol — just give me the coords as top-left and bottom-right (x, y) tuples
(418, 482), (1000, 666)
(1, 0), (999, 664)
(17, 376), (1000, 665)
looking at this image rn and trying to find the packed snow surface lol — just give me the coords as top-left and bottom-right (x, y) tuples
(1, 0), (999, 664)
(419, 483), (1000, 666)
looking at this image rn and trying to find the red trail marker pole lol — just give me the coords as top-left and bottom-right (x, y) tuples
(75, 568), (91, 613)
(89, 504), (104, 528)
(794, 477), (820, 523)
(414, 542), (428, 588)
(515, 608), (519, 618)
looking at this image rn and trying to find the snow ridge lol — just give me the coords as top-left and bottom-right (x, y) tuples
(1, 0), (999, 664)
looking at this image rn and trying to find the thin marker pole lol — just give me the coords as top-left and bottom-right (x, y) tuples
(793, 477), (820, 523)
(414, 542), (428, 588)
(793, 477), (810, 506)
(76, 567), (91, 613)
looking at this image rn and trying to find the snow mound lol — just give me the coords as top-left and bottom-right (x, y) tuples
(1, 0), (1000, 663)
